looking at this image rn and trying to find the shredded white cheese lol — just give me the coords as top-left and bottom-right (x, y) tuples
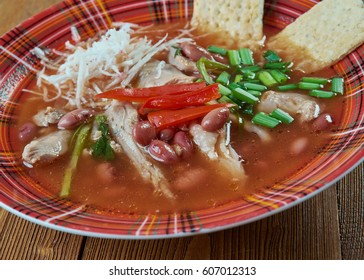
(34, 23), (191, 108)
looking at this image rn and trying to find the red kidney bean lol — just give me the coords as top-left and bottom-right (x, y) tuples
(148, 140), (179, 164)
(201, 107), (230, 132)
(58, 108), (93, 130)
(133, 121), (157, 146)
(158, 127), (175, 142)
(18, 122), (37, 143)
(96, 162), (117, 185)
(211, 53), (228, 64)
(312, 113), (333, 131)
(180, 42), (213, 61)
(172, 131), (194, 159)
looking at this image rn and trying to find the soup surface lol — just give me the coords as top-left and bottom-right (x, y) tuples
(14, 22), (343, 214)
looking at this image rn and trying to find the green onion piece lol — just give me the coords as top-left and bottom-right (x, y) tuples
(234, 74), (243, 83)
(218, 84), (232, 96)
(238, 48), (254, 65)
(195, 78), (204, 83)
(232, 88), (259, 105)
(264, 61), (291, 69)
(207, 45), (227, 56)
(298, 82), (322, 90)
(270, 69), (288, 84)
(270, 108), (294, 124)
(301, 77), (328, 85)
(239, 65), (262, 73)
(309, 89), (335, 98)
(242, 82), (267, 91)
(277, 84), (298, 91)
(218, 95), (238, 106)
(242, 79), (260, 84)
(247, 90), (262, 97)
(196, 59), (214, 85)
(257, 71), (278, 87)
(227, 82), (242, 91)
(227, 50), (241, 66)
(243, 71), (256, 80)
(263, 50), (282, 62)
(216, 71), (231, 85)
(252, 112), (281, 128)
(198, 57), (230, 71)
(60, 124), (91, 198)
(331, 77), (344, 95)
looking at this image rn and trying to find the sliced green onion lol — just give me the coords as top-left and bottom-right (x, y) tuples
(270, 108), (294, 124)
(298, 82), (322, 90)
(252, 112), (281, 128)
(232, 88), (259, 105)
(234, 74), (243, 83)
(309, 90), (335, 98)
(243, 71), (256, 80)
(207, 45), (227, 56)
(228, 82), (242, 91)
(216, 71), (231, 85)
(218, 84), (232, 96)
(277, 84), (298, 91)
(195, 78), (204, 83)
(196, 59), (213, 85)
(218, 95), (238, 105)
(227, 50), (241, 66)
(263, 50), (282, 62)
(247, 90), (262, 97)
(301, 77), (328, 85)
(198, 57), (230, 71)
(240, 65), (261, 73)
(257, 71), (278, 87)
(264, 61), (291, 69)
(242, 82), (267, 91)
(270, 69), (288, 84)
(242, 79), (260, 84)
(331, 77), (344, 95)
(238, 48), (254, 65)
(60, 124), (91, 197)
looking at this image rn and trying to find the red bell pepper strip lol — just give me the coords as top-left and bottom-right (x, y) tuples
(139, 83), (220, 114)
(95, 82), (206, 102)
(148, 103), (232, 129)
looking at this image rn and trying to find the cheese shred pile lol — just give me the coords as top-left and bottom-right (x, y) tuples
(31, 23), (191, 108)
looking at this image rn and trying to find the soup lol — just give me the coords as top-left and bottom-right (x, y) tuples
(14, 22), (343, 214)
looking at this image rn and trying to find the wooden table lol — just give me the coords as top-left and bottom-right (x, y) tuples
(0, 0), (363, 260)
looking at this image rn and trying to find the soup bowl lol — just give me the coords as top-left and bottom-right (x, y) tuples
(0, 0), (363, 239)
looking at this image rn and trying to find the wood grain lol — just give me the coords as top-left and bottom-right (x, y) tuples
(337, 163), (364, 259)
(0, 0), (363, 261)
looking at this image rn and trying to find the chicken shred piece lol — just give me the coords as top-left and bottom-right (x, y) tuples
(105, 101), (174, 199)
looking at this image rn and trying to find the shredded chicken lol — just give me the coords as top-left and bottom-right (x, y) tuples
(22, 130), (72, 166)
(258, 90), (321, 122)
(32, 107), (65, 127)
(105, 101), (174, 199)
(137, 60), (195, 88)
(189, 123), (246, 181)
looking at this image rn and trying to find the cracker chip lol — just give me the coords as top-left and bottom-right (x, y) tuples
(191, 0), (264, 49)
(267, 0), (364, 73)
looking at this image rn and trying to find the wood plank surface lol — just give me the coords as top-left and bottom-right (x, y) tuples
(0, 0), (363, 261)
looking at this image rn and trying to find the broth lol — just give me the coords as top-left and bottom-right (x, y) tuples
(14, 22), (344, 214)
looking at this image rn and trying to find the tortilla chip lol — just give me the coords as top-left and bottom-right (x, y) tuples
(191, 0), (264, 49)
(267, 0), (364, 73)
